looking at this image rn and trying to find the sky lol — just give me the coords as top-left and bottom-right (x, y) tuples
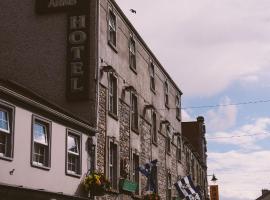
(114, 0), (270, 199)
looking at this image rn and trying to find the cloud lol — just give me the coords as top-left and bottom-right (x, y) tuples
(181, 109), (193, 122)
(206, 97), (237, 132)
(208, 150), (270, 200)
(115, 0), (270, 97)
(207, 117), (270, 150)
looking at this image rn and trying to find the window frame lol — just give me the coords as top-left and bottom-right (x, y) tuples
(175, 95), (181, 120)
(167, 172), (172, 200)
(0, 101), (15, 161)
(149, 62), (156, 92)
(66, 129), (82, 177)
(177, 136), (182, 162)
(108, 73), (118, 118)
(108, 6), (117, 51)
(166, 125), (171, 155)
(107, 138), (119, 191)
(129, 36), (137, 72)
(132, 153), (140, 195)
(31, 115), (52, 170)
(131, 92), (139, 133)
(151, 111), (158, 145)
(164, 81), (169, 108)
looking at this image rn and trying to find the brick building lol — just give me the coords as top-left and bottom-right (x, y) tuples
(0, 0), (208, 199)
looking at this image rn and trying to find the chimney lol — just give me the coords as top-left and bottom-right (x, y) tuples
(197, 116), (204, 123)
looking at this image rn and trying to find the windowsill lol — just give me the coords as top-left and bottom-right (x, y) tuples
(66, 171), (81, 178)
(131, 127), (139, 134)
(108, 41), (118, 53)
(130, 66), (137, 75)
(152, 140), (158, 147)
(132, 194), (142, 199)
(0, 155), (13, 162)
(150, 87), (156, 94)
(106, 188), (119, 194)
(31, 162), (50, 171)
(108, 111), (119, 121)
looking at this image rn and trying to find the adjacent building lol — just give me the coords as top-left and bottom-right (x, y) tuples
(256, 190), (270, 200)
(0, 0), (208, 199)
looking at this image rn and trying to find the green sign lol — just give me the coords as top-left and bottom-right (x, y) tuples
(120, 179), (138, 193)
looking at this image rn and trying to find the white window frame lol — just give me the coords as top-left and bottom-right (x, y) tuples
(0, 102), (14, 160)
(66, 130), (81, 177)
(31, 116), (51, 169)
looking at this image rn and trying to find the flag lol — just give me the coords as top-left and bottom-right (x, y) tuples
(174, 175), (201, 200)
(137, 159), (158, 192)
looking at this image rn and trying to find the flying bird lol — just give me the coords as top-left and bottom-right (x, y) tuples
(130, 9), (136, 14)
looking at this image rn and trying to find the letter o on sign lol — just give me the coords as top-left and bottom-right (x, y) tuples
(69, 31), (87, 44)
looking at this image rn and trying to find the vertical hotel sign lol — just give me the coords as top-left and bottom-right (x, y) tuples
(36, 0), (90, 101)
(210, 185), (219, 200)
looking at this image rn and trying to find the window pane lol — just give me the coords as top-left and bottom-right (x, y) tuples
(0, 134), (6, 155)
(0, 110), (9, 132)
(34, 123), (47, 145)
(68, 134), (79, 154)
(33, 143), (46, 166)
(68, 153), (79, 173)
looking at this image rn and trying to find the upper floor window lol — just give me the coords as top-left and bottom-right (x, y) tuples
(166, 125), (171, 155)
(132, 153), (140, 194)
(108, 9), (116, 47)
(66, 131), (81, 176)
(129, 37), (136, 71)
(167, 172), (172, 200)
(131, 93), (139, 132)
(150, 62), (155, 91)
(32, 116), (51, 168)
(109, 141), (118, 190)
(0, 103), (14, 159)
(176, 95), (181, 120)
(177, 136), (182, 162)
(152, 112), (157, 144)
(164, 81), (169, 107)
(108, 73), (118, 116)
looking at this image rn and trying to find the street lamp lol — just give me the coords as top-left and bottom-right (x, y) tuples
(207, 174), (218, 184)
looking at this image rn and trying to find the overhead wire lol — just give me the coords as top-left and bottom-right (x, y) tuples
(207, 132), (270, 140)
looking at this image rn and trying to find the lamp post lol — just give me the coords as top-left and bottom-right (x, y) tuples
(207, 174), (219, 200)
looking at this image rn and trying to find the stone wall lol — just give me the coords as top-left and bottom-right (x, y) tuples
(97, 84), (106, 173)
(158, 133), (167, 200)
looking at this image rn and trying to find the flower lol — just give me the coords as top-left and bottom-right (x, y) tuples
(83, 171), (111, 196)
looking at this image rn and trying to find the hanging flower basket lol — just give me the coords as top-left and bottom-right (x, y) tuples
(83, 171), (111, 196)
(142, 193), (161, 200)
